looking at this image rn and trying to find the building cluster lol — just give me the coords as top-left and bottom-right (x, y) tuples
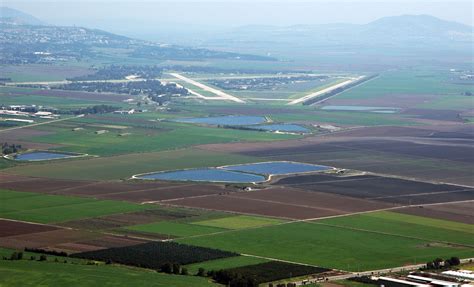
(375, 271), (474, 287)
(0, 105), (59, 122)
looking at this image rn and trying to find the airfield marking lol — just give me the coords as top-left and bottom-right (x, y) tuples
(287, 76), (364, 105)
(169, 72), (246, 103)
(246, 98), (292, 101)
(0, 114), (84, 134)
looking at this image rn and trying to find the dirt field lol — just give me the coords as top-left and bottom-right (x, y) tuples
(166, 194), (340, 219)
(0, 175), (230, 203)
(0, 128), (60, 149)
(97, 184), (228, 202)
(0, 219), (59, 238)
(274, 173), (473, 205)
(59, 208), (199, 230)
(0, 229), (99, 251)
(229, 187), (394, 212)
(165, 186), (395, 220)
(53, 235), (148, 253)
(394, 202), (474, 224)
(0, 177), (93, 194)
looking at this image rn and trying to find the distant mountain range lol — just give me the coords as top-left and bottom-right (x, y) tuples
(210, 14), (473, 48)
(0, 6), (45, 25)
(1, 6), (472, 67)
(0, 7), (275, 64)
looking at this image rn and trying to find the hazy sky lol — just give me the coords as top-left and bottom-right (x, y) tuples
(4, 0), (472, 44)
(5, 1), (473, 27)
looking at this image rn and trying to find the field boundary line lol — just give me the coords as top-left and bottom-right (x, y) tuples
(92, 183), (197, 197)
(150, 193), (221, 204)
(223, 194), (349, 213)
(0, 217), (72, 230)
(239, 253), (335, 269)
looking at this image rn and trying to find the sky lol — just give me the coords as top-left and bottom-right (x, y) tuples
(4, 1), (472, 43)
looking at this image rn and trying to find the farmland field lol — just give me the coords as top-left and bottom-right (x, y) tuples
(184, 256), (270, 275)
(192, 215), (285, 229)
(1, 11), (474, 287)
(179, 217), (474, 271)
(0, 248), (215, 287)
(0, 189), (150, 223)
(2, 148), (260, 180)
(125, 221), (227, 238)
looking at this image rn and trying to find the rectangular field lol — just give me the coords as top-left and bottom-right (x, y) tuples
(192, 215), (285, 230)
(394, 202), (474, 225)
(178, 219), (474, 271)
(125, 221), (227, 238)
(0, 189), (149, 223)
(167, 187), (395, 219)
(274, 174), (473, 205)
(0, 219), (59, 238)
(318, 211), (474, 246)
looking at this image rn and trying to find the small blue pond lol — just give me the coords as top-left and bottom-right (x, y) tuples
(135, 168), (266, 183)
(14, 151), (79, 161)
(321, 105), (399, 113)
(173, 116), (266, 126)
(223, 161), (331, 175)
(244, 124), (309, 133)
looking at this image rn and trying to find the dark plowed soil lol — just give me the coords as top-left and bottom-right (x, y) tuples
(0, 219), (59, 238)
(394, 202), (474, 224)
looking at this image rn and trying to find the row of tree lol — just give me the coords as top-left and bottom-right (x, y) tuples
(1, 142), (23, 155)
(425, 257), (460, 270)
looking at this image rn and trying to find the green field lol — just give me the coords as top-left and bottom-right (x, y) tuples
(0, 247), (216, 287)
(318, 211), (474, 246)
(0, 88), (119, 108)
(0, 189), (149, 223)
(184, 256), (270, 275)
(332, 69), (473, 112)
(24, 119), (298, 156)
(192, 215), (285, 230)
(178, 217), (474, 271)
(3, 148), (260, 180)
(125, 221), (227, 238)
(337, 69), (473, 100)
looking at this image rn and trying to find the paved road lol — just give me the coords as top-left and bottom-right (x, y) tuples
(169, 72), (246, 103)
(288, 77), (363, 105)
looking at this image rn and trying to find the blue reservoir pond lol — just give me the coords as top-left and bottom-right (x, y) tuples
(223, 161), (331, 175)
(14, 151), (80, 161)
(244, 124), (309, 133)
(173, 116), (266, 126)
(321, 105), (400, 113)
(135, 161), (332, 183)
(135, 168), (266, 183)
